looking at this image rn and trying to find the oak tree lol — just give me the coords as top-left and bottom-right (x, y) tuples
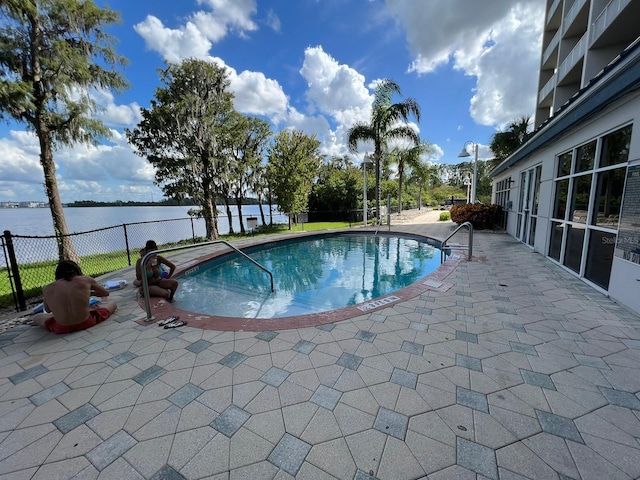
(127, 59), (233, 240)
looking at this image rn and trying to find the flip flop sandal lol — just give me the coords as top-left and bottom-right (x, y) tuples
(158, 316), (180, 326)
(164, 320), (188, 329)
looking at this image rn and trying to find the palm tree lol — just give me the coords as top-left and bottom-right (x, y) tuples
(489, 116), (532, 169)
(347, 79), (421, 220)
(389, 142), (432, 214)
(407, 159), (436, 210)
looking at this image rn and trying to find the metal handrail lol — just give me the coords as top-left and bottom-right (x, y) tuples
(441, 221), (473, 261)
(141, 240), (275, 322)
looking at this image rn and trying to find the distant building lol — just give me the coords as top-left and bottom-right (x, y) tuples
(0, 201), (47, 208)
(491, 0), (640, 315)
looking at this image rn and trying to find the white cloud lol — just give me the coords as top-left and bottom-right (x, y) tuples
(133, 7), (291, 124)
(464, 4), (543, 127)
(0, 128), (160, 202)
(134, 16), (212, 63)
(265, 10), (281, 32)
(196, 0), (258, 36)
(134, 0), (258, 63)
(385, 0), (544, 128)
(299, 46), (372, 126)
(92, 89), (142, 127)
(295, 46), (376, 158)
(0, 132), (44, 190)
(229, 69), (289, 120)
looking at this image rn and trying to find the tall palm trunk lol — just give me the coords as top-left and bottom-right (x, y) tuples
(375, 149), (382, 223)
(38, 125), (78, 262)
(398, 162), (404, 215)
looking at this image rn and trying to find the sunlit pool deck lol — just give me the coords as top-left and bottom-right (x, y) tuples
(1, 216), (640, 479)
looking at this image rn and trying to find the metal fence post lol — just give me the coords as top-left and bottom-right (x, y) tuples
(123, 224), (132, 266)
(3, 230), (26, 312)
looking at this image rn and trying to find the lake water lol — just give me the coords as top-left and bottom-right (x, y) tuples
(0, 205), (288, 266)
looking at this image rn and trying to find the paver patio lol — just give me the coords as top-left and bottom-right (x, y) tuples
(0, 214), (639, 479)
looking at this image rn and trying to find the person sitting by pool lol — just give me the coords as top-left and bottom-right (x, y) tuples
(32, 260), (117, 334)
(135, 240), (179, 302)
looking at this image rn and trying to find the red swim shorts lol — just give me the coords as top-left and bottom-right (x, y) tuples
(44, 307), (112, 334)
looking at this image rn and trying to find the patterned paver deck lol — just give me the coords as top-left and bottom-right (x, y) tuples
(1, 217), (639, 479)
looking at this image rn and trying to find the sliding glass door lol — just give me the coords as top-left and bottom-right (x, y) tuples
(516, 165), (541, 246)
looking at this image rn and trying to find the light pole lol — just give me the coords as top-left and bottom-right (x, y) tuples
(362, 156), (372, 225)
(458, 142), (478, 203)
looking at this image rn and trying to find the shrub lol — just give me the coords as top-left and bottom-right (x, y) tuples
(450, 204), (504, 230)
(439, 211), (451, 221)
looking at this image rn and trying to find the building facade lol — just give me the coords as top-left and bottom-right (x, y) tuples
(491, 0), (640, 315)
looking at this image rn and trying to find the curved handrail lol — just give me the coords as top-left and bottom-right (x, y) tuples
(441, 221), (473, 261)
(141, 240), (275, 322)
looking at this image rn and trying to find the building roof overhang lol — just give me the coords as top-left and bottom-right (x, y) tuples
(490, 36), (640, 178)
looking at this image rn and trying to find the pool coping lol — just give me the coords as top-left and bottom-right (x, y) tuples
(135, 229), (468, 331)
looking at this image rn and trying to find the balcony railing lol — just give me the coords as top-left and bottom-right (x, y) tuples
(539, 72), (557, 104)
(557, 32), (587, 82)
(547, 0), (562, 27)
(563, 0), (588, 35)
(543, 29), (561, 66)
(590, 0), (631, 45)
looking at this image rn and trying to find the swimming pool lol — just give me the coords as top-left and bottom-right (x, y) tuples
(174, 232), (446, 319)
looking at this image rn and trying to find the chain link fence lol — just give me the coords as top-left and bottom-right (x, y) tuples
(1, 215), (280, 313)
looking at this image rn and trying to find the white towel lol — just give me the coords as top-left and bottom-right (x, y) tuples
(103, 280), (128, 290)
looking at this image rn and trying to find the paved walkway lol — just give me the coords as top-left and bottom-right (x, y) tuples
(1, 216), (639, 479)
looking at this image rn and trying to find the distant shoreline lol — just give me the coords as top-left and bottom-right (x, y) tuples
(0, 199), (262, 209)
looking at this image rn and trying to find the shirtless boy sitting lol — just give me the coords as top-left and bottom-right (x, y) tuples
(32, 260), (118, 334)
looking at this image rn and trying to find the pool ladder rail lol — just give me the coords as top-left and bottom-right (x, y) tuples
(140, 240), (275, 323)
(440, 221), (473, 262)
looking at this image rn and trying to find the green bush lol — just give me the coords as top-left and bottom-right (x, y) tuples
(450, 204), (504, 230)
(439, 211), (451, 221)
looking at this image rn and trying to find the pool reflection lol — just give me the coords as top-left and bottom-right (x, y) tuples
(176, 233), (440, 318)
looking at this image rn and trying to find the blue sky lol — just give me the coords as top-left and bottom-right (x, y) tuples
(0, 0), (545, 203)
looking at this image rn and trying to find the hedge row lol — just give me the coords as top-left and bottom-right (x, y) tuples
(449, 204), (504, 230)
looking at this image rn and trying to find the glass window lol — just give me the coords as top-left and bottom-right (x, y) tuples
(532, 166), (542, 215)
(569, 174), (592, 223)
(563, 224), (585, 273)
(557, 151), (572, 177)
(549, 222), (564, 261)
(591, 167), (625, 226)
(585, 231), (616, 289)
(575, 141), (596, 172)
(600, 125), (631, 167)
(548, 124), (632, 292)
(552, 179), (569, 219)
(518, 171), (526, 211)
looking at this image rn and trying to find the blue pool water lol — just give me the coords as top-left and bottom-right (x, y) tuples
(176, 233), (443, 318)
